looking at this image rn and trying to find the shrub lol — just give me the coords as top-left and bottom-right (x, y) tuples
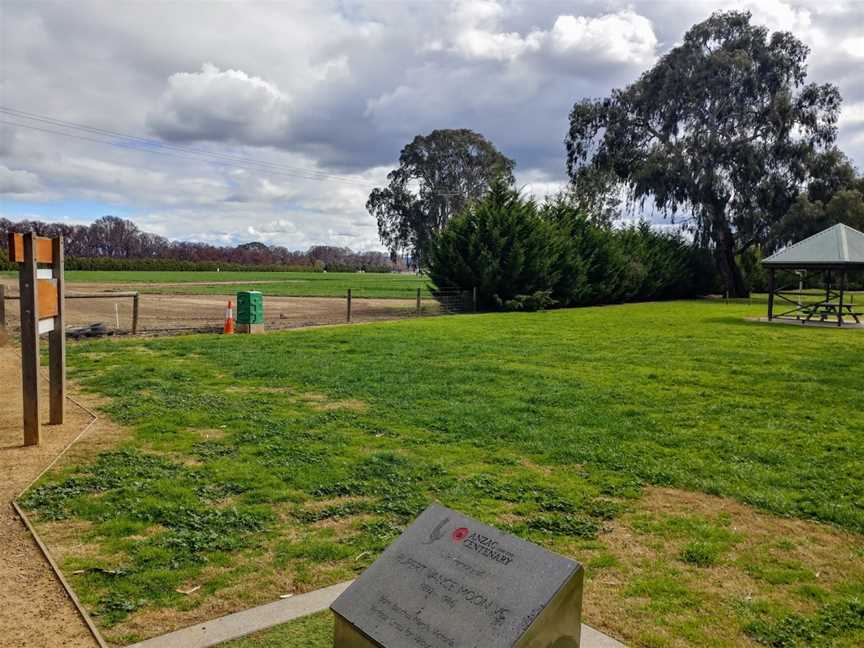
(0, 246), (12, 271)
(428, 183), (716, 310)
(500, 289), (557, 312)
(427, 181), (562, 310)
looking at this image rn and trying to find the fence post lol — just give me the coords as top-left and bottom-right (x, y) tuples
(132, 292), (139, 334)
(416, 287), (421, 316)
(473, 287), (478, 312)
(347, 289), (352, 323)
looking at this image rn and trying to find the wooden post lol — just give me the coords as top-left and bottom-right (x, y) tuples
(49, 236), (65, 424)
(838, 270), (847, 327)
(0, 284), (6, 347)
(346, 289), (352, 323)
(132, 292), (140, 334)
(19, 233), (41, 445)
(473, 287), (478, 312)
(416, 287), (421, 315)
(767, 269), (775, 321)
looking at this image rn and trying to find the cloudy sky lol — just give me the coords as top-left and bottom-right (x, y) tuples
(1, 0), (863, 251)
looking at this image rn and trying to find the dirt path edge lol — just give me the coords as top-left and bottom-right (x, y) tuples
(12, 500), (109, 648)
(8, 371), (109, 648)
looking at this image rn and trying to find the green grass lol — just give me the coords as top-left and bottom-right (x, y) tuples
(632, 511), (742, 568)
(221, 612), (332, 648)
(18, 300), (864, 645)
(1, 270), (433, 299)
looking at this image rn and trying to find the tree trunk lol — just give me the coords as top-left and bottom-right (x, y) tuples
(717, 226), (749, 298)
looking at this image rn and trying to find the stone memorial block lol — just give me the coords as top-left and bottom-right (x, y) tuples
(331, 504), (584, 647)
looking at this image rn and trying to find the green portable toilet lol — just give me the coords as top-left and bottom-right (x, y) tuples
(236, 291), (264, 325)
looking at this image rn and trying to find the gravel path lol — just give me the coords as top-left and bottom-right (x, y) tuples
(0, 344), (98, 648)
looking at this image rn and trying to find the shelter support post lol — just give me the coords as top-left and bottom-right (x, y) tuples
(767, 268), (775, 321)
(838, 270), (847, 328)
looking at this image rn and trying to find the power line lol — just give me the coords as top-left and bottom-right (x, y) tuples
(0, 106), (373, 185)
(0, 119), (265, 171)
(0, 106), (468, 196)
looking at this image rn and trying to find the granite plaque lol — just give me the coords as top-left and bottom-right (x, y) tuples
(330, 504), (584, 648)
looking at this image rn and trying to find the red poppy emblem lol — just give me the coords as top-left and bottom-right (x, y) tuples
(452, 527), (469, 542)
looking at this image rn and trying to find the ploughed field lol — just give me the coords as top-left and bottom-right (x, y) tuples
(18, 301), (864, 647)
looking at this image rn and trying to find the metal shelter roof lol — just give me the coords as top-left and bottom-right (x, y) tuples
(762, 223), (864, 268)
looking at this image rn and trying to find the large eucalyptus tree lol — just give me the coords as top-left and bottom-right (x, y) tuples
(368, 129), (514, 267)
(566, 11), (841, 296)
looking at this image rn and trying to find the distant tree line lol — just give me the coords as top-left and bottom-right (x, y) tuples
(0, 216), (395, 273)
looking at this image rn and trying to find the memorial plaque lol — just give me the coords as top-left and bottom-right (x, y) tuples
(331, 504), (583, 648)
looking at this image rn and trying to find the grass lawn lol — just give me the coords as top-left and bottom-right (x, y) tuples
(221, 611), (331, 648)
(0, 270), (432, 299)
(19, 301), (864, 647)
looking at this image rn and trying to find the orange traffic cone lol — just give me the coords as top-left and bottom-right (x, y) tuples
(224, 300), (235, 334)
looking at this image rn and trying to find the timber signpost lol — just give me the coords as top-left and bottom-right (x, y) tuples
(331, 504), (584, 648)
(7, 232), (66, 445)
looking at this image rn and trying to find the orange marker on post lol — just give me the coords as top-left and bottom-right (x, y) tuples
(224, 300), (235, 334)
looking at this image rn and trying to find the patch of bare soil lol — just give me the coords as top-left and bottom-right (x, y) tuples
(0, 344), (99, 648)
(310, 398), (367, 413)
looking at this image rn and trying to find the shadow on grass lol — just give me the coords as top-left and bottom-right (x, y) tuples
(701, 316), (755, 327)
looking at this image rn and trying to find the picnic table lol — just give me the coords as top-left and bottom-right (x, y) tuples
(802, 301), (862, 324)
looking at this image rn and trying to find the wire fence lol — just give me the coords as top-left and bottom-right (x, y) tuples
(0, 284), (477, 338)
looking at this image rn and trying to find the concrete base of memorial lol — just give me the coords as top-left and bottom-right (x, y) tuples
(126, 580), (626, 648)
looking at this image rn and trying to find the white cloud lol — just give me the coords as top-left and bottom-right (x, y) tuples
(840, 102), (864, 126)
(147, 63), (292, 144)
(516, 168), (567, 202)
(0, 165), (42, 195)
(548, 12), (658, 64)
(451, 0), (505, 29)
(744, 0), (813, 34)
(454, 29), (543, 61)
(840, 36), (864, 59)
(445, 5), (658, 66)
